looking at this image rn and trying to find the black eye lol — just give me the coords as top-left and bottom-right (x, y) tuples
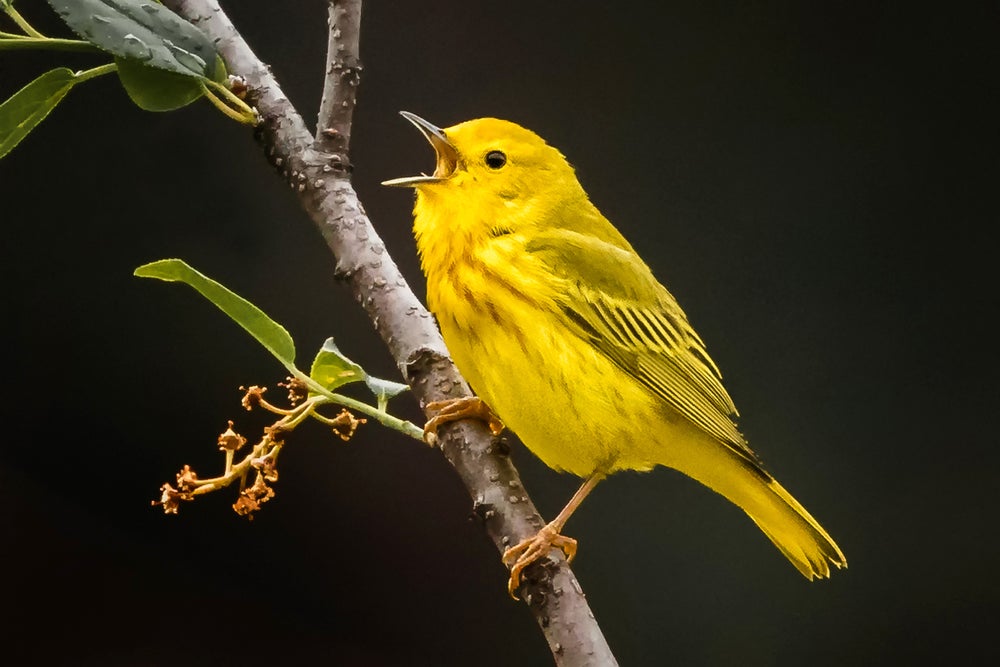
(485, 150), (507, 169)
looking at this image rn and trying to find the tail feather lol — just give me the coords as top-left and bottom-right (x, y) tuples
(660, 435), (847, 580)
(746, 476), (847, 580)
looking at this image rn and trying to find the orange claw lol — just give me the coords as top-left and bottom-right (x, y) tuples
(502, 524), (578, 599)
(499, 473), (603, 599)
(423, 396), (504, 445)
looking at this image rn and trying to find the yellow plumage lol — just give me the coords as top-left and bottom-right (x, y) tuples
(385, 113), (846, 585)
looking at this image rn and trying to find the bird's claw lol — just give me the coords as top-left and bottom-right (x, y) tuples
(502, 524), (578, 599)
(423, 396), (504, 446)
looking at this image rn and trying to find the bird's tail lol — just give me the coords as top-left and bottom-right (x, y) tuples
(662, 438), (847, 579)
(744, 474), (847, 579)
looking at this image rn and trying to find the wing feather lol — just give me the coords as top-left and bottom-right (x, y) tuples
(525, 228), (762, 467)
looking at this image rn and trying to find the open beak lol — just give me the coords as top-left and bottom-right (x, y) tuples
(381, 111), (459, 187)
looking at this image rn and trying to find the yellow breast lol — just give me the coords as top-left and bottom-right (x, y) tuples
(425, 239), (663, 477)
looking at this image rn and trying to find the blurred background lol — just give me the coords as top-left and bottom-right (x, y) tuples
(1, 1), (996, 665)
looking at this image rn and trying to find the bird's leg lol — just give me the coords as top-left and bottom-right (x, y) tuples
(502, 472), (605, 599)
(422, 396), (505, 446)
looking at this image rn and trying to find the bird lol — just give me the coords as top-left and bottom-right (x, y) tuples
(383, 111), (846, 596)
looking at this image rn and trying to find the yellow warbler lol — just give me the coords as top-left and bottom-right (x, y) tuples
(384, 112), (846, 596)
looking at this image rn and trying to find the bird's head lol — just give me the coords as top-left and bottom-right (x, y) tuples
(383, 113), (585, 231)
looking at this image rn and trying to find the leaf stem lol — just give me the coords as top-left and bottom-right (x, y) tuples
(326, 391), (425, 441)
(3, 6), (44, 38)
(0, 36), (102, 52)
(74, 63), (117, 83)
(288, 370), (423, 441)
(200, 79), (258, 125)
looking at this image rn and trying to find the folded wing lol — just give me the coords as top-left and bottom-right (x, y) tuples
(525, 228), (764, 472)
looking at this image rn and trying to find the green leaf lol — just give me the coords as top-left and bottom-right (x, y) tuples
(0, 68), (76, 159)
(46, 0), (224, 80)
(114, 56), (203, 111)
(309, 338), (366, 392)
(364, 376), (410, 406)
(212, 54), (228, 83)
(134, 259), (297, 371)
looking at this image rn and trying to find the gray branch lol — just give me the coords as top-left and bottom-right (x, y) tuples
(165, 1), (617, 664)
(315, 0), (362, 157)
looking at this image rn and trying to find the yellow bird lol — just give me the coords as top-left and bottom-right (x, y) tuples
(384, 112), (846, 596)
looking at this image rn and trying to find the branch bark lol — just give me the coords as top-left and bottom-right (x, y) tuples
(165, 1), (618, 664)
(315, 0), (361, 158)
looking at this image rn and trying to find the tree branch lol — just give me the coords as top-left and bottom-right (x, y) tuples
(315, 0), (362, 159)
(164, 1), (618, 664)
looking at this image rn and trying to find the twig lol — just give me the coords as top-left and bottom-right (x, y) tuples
(163, 1), (618, 664)
(0, 36), (102, 52)
(315, 0), (362, 159)
(2, 4), (45, 38)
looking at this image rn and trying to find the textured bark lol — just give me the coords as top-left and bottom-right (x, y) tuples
(165, 1), (618, 664)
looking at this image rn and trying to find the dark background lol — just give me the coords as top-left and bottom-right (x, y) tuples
(2, 1), (996, 665)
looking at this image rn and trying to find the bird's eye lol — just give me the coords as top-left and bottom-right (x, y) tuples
(485, 150), (507, 169)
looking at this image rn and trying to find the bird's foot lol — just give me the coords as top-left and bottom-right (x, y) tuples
(423, 396), (504, 446)
(502, 523), (578, 599)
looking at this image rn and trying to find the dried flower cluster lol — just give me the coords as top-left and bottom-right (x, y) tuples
(153, 383), (368, 519)
(330, 408), (367, 441)
(218, 420), (247, 451)
(233, 471), (276, 518)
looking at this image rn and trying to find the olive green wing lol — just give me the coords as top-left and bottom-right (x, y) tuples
(525, 228), (761, 466)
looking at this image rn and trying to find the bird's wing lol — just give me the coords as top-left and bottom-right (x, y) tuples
(525, 228), (762, 466)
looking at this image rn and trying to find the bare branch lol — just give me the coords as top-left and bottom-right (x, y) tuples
(315, 0), (362, 157)
(164, 1), (618, 663)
